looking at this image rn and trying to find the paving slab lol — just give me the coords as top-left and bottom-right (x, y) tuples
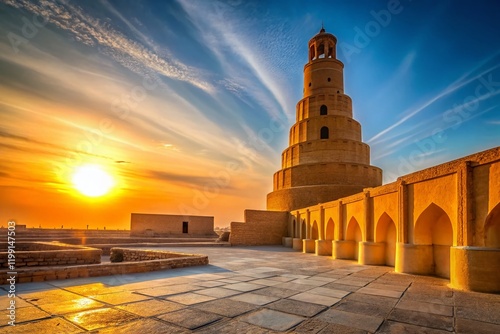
(135, 284), (200, 297)
(365, 282), (409, 292)
(289, 292), (341, 306)
(318, 323), (369, 334)
(240, 308), (305, 331)
(223, 282), (266, 292)
(308, 286), (351, 298)
(395, 299), (453, 317)
(250, 278), (282, 286)
(388, 308), (453, 331)
(322, 282), (361, 292)
(228, 275), (256, 282)
(19, 290), (84, 306)
(267, 299), (327, 317)
(64, 307), (139, 331)
(456, 304), (500, 325)
(0, 296), (32, 309)
(36, 297), (104, 315)
(117, 299), (185, 316)
(229, 292), (280, 305)
(194, 298), (257, 317)
(400, 291), (454, 306)
(357, 287), (403, 298)
(196, 287), (242, 298)
(252, 286), (300, 298)
(334, 278), (372, 287)
(156, 308), (222, 330)
(377, 320), (451, 334)
(344, 292), (398, 307)
(96, 318), (189, 334)
(0, 306), (50, 324)
(334, 299), (393, 318)
(196, 319), (276, 334)
(291, 318), (330, 333)
(455, 317), (500, 334)
(89, 291), (150, 305)
(317, 308), (384, 332)
(0, 317), (83, 334)
(63, 283), (125, 295)
(196, 281), (226, 288)
(266, 275), (296, 282)
(291, 278), (329, 286)
(166, 292), (216, 305)
(274, 282), (318, 292)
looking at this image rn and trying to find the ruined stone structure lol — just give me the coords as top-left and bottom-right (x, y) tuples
(267, 27), (382, 212)
(130, 213), (217, 238)
(230, 28), (500, 293)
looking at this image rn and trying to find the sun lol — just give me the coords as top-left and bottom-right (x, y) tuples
(72, 164), (115, 197)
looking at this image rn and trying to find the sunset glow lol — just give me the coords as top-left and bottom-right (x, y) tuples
(72, 165), (114, 197)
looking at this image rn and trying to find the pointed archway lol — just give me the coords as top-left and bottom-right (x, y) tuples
(346, 217), (362, 260)
(325, 218), (335, 240)
(311, 221), (319, 239)
(414, 203), (453, 278)
(485, 203), (500, 248)
(375, 212), (397, 266)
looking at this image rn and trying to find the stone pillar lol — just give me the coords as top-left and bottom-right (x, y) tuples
(306, 209), (311, 239)
(450, 246), (500, 293)
(363, 191), (372, 241)
(303, 239), (316, 253)
(295, 211), (301, 238)
(457, 161), (474, 246)
(315, 240), (332, 256)
(292, 238), (303, 251)
(337, 201), (344, 240)
(395, 243), (433, 275)
(395, 180), (408, 272)
(319, 206), (325, 240)
(282, 237), (293, 248)
(358, 242), (385, 265)
(397, 180), (408, 244)
(332, 240), (356, 259)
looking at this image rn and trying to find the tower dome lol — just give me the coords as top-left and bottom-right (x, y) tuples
(267, 28), (382, 211)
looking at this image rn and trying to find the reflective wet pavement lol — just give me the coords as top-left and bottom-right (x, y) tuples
(1, 246), (500, 333)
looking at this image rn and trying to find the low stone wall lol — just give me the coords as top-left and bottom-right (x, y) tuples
(0, 242), (101, 268)
(0, 248), (208, 284)
(110, 248), (198, 262)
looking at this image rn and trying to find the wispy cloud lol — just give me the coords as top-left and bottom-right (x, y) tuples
(368, 54), (500, 144)
(5, 0), (213, 92)
(178, 0), (292, 121)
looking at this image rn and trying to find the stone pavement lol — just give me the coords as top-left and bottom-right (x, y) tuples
(1, 246), (499, 333)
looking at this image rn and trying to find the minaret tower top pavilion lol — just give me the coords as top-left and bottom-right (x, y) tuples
(267, 27), (382, 211)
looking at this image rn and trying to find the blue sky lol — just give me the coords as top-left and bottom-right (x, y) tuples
(1, 0), (499, 228)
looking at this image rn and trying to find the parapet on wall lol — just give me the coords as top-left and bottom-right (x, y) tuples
(230, 209), (289, 246)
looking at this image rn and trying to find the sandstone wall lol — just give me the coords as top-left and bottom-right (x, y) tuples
(229, 210), (289, 246)
(130, 213), (217, 237)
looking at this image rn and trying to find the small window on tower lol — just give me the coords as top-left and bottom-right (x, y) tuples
(327, 78), (331, 82)
(308, 82), (311, 87)
(320, 105), (327, 115)
(320, 126), (329, 139)
(182, 221), (188, 234)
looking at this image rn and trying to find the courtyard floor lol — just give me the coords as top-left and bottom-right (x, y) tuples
(1, 246), (499, 333)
